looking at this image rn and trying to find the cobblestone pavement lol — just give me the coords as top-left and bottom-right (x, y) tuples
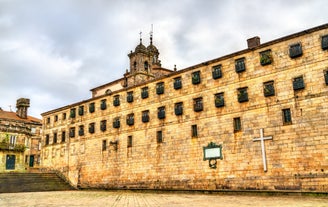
(0, 190), (327, 207)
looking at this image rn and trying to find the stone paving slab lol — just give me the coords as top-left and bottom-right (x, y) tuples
(0, 190), (327, 207)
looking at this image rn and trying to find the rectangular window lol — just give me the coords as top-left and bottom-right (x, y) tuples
(78, 106), (84, 116)
(100, 99), (107, 110)
(173, 77), (182, 89)
(45, 134), (50, 145)
(102, 140), (107, 151)
(324, 71), (328, 85)
(127, 136), (132, 148)
(100, 120), (107, 132)
(289, 43), (303, 58)
(62, 113), (66, 120)
(214, 93), (225, 107)
(235, 58), (246, 73)
(158, 106), (166, 119)
(233, 117), (241, 132)
(174, 102), (183, 115)
(47, 117), (50, 124)
(127, 91), (134, 103)
(263, 81), (275, 97)
(192, 71), (201, 84)
(157, 131), (163, 143)
(70, 108), (76, 118)
(260, 49), (272, 66)
(126, 113), (134, 126)
(113, 117), (120, 128)
(282, 108), (292, 125)
(212, 65), (222, 79)
(293, 76), (305, 90)
(61, 131), (66, 142)
(113, 95), (120, 106)
(191, 125), (198, 137)
(78, 125), (84, 136)
(321, 34), (328, 50)
(193, 97), (203, 112)
(141, 87), (149, 99)
(89, 123), (95, 134)
(142, 110), (150, 123)
(89, 102), (95, 113)
(54, 115), (58, 122)
(156, 82), (165, 95)
(238, 87), (249, 103)
(53, 133), (57, 144)
(69, 127), (75, 138)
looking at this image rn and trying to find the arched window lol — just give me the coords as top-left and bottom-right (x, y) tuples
(144, 61), (149, 70)
(133, 61), (137, 70)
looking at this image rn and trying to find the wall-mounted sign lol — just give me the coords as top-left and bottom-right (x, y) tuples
(203, 142), (222, 169)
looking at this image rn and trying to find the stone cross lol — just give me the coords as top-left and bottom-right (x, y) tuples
(253, 128), (273, 172)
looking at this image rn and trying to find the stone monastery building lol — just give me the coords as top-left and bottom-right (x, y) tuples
(41, 24), (328, 192)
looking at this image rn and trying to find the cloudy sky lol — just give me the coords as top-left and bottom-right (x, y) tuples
(0, 0), (327, 118)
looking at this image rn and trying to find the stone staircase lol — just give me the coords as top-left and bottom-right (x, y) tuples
(0, 173), (75, 193)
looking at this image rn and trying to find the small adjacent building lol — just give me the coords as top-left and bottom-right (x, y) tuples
(0, 98), (42, 172)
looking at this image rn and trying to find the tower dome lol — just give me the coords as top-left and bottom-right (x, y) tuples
(134, 38), (147, 54)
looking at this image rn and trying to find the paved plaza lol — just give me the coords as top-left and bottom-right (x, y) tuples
(0, 190), (327, 207)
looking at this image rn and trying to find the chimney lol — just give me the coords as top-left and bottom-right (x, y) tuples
(16, 98), (30, 119)
(247, 36), (260, 49)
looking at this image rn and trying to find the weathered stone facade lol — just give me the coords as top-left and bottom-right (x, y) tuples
(41, 24), (328, 192)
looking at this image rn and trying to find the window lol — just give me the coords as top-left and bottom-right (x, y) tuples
(173, 77), (182, 90)
(89, 102), (95, 113)
(158, 107), (166, 119)
(235, 58), (246, 73)
(192, 71), (201, 84)
(89, 123), (95, 134)
(100, 120), (107, 132)
(78, 125), (84, 136)
(289, 43), (303, 58)
(282, 108), (292, 125)
(127, 136), (132, 148)
(293, 76), (305, 90)
(47, 117), (50, 124)
(233, 117), (241, 132)
(191, 125), (198, 137)
(69, 127), (75, 138)
(263, 81), (275, 97)
(70, 108), (76, 118)
(100, 99), (107, 110)
(62, 113), (66, 120)
(212, 65), (222, 79)
(214, 93), (225, 107)
(144, 61), (149, 70)
(174, 102), (183, 115)
(54, 115), (58, 122)
(142, 110), (150, 123)
(45, 134), (50, 145)
(78, 106), (84, 116)
(156, 82), (164, 95)
(238, 87), (249, 103)
(260, 50), (272, 66)
(127, 91), (133, 103)
(102, 140), (107, 151)
(113, 117), (120, 128)
(321, 34), (328, 50)
(113, 95), (120, 106)
(53, 133), (57, 144)
(174, 77), (182, 89)
(193, 97), (203, 112)
(141, 87), (149, 99)
(126, 113), (134, 126)
(324, 71), (328, 85)
(61, 131), (66, 142)
(157, 131), (163, 143)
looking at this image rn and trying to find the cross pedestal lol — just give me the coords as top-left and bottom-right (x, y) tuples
(253, 128), (273, 172)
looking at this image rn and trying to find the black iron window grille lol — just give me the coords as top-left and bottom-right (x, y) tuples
(212, 65), (222, 79)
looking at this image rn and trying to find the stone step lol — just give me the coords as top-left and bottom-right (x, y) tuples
(0, 173), (74, 193)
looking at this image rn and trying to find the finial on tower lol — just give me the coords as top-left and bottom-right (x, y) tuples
(150, 24), (153, 45)
(139, 31), (142, 44)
